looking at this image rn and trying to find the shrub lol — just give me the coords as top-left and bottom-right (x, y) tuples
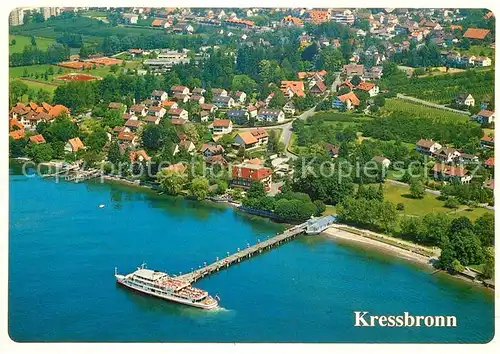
(396, 203), (405, 211)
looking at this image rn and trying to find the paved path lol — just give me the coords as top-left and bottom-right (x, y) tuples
(396, 94), (471, 116)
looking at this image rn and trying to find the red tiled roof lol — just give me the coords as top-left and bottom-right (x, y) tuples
(357, 82), (376, 91)
(337, 92), (360, 106)
(484, 157), (494, 167)
(29, 134), (46, 144)
(9, 129), (25, 140)
(213, 119), (231, 127)
(232, 163), (273, 181)
(48, 104), (70, 118)
(431, 163), (467, 177)
(67, 137), (84, 152)
(236, 132), (258, 145)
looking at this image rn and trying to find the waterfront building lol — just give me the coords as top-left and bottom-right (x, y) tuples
(231, 161), (273, 190)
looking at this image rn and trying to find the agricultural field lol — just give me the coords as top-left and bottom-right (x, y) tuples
(381, 99), (470, 122)
(12, 78), (59, 94)
(8, 35), (55, 54)
(382, 69), (494, 105)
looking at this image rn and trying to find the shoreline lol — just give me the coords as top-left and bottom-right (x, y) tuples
(20, 166), (494, 290)
(322, 226), (494, 290)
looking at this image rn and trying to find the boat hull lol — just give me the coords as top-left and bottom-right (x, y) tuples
(116, 276), (218, 310)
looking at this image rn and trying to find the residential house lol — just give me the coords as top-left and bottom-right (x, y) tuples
(247, 105), (258, 118)
(233, 129), (268, 148)
(148, 106), (166, 118)
(151, 90), (168, 101)
(173, 140), (196, 155)
(472, 56), (492, 67)
(363, 66), (383, 80)
(108, 102), (126, 113)
(212, 88), (228, 96)
(483, 157), (494, 169)
(200, 111), (210, 122)
(130, 104), (147, 117)
(200, 103), (217, 113)
(372, 156), (391, 168)
(227, 109), (249, 125)
(325, 144), (339, 158)
(192, 87), (206, 95)
(9, 129), (25, 140)
(309, 81), (327, 95)
(145, 116), (161, 125)
(129, 149), (151, 162)
(170, 85), (190, 95)
(332, 92), (360, 110)
(125, 119), (143, 131)
(48, 104), (70, 118)
(356, 82), (379, 97)
(283, 101), (296, 116)
(173, 93), (190, 103)
(433, 147), (461, 163)
(483, 178), (494, 190)
(168, 108), (189, 120)
(343, 64), (365, 78)
(162, 100), (179, 110)
(205, 154), (228, 166)
(431, 163), (472, 184)
(475, 110), (495, 124)
(454, 93), (475, 107)
(480, 135), (494, 149)
(232, 91), (247, 103)
(415, 139), (442, 154)
(211, 119), (233, 135)
(122, 13), (139, 24)
(190, 95), (205, 105)
(231, 161), (273, 190)
(29, 134), (46, 145)
(165, 163), (187, 174)
(457, 152), (479, 165)
(64, 137), (85, 153)
(199, 143), (225, 157)
(257, 109), (285, 122)
(117, 131), (138, 147)
(280, 81), (305, 98)
(214, 95), (235, 108)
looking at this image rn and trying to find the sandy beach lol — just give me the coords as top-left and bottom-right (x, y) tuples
(322, 226), (437, 267)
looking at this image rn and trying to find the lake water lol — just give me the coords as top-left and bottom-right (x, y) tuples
(8, 169), (494, 343)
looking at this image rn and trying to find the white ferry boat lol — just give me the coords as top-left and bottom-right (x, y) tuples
(115, 263), (218, 310)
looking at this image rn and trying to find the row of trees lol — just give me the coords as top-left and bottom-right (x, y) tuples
(9, 43), (70, 67)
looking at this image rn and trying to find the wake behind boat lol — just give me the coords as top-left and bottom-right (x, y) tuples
(115, 263), (218, 310)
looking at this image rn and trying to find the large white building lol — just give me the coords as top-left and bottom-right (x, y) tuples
(9, 8), (24, 26)
(41, 7), (61, 20)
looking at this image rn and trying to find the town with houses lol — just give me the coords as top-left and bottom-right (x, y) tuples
(8, 7), (496, 281)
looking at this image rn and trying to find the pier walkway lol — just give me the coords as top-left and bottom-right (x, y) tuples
(177, 216), (335, 284)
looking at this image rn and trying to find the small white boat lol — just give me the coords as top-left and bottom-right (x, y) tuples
(99, 204), (105, 208)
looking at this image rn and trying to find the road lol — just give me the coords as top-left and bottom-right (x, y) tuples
(396, 94), (471, 116)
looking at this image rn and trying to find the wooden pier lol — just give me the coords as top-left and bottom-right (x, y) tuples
(177, 222), (309, 283)
(65, 169), (102, 183)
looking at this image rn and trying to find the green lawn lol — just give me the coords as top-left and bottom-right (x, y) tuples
(449, 207), (493, 221)
(323, 205), (337, 216)
(13, 78), (59, 94)
(382, 99), (470, 122)
(9, 35), (55, 54)
(379, 183), (449, 216)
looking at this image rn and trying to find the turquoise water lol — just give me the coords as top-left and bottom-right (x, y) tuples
(9, 170), (494, 342)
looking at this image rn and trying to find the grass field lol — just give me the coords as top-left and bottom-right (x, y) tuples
(380, 182), (492, 221)
(12, 78), (59, 95)
(381, 99), (470, 122)
(9, 35), (55, 54)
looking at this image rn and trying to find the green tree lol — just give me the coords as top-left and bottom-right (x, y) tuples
(107, 141), (122, 165)
(86, 130), (108, 152)
(157, 168), (187, 195)
(247, 181), (266, 199)
(26, 142), (53, 163)
(474, 213), (494, 247)
(409, 178), (425, 199)
(189, 176), (210, 200)
(483, 247), (494, 279)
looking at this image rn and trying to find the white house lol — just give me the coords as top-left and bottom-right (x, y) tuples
(169, 108), (189, 120)
(211, 119), (233, 135)
(147, 106), (166, 118)
(257, 109), (285, 122)
(151, 90), (168, 101)
(130, 104), (147, 117)
(415, 138), (442, 154)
